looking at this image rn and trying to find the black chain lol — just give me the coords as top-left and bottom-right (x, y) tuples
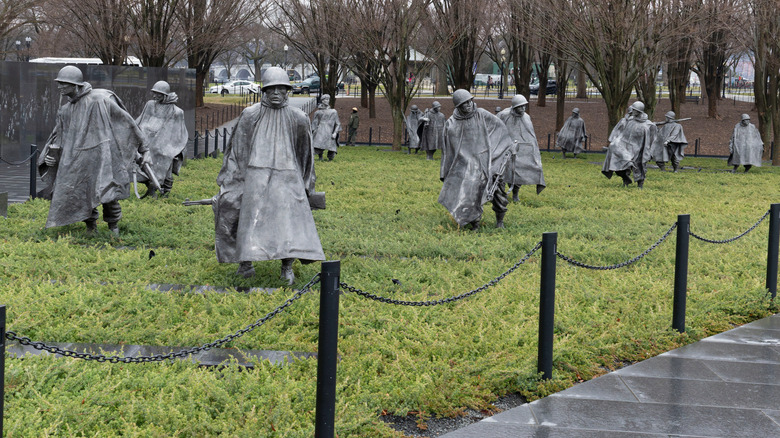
(341, 241), (542, 306)
(689, 209), (770, 244)
(556, 223), (678, 270)
(4, 273), (320, 364)
(0, 151), (37, 166)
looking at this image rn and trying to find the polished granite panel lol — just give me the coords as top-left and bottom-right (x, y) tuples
(442, 422), (669, 438)
(6, 341), (314, 367)
(662, 339), (780, 364)
(620, 375), (780, 410)
(474, 404), (535, 425)
(702, 359), (780, 385)
(550, 374), (638, 402)
(703, 326), (780, 346)
(614, 356), (723, 381)
(527, 397), (780, 436)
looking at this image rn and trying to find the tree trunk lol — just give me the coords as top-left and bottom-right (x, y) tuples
(368, 84), (377, 119)
(576, 68), (587, 98)
(536, 53), (552, 107)
(361, 77), (368, 108)
(635, 68), (659, 120)
(195, 69), (206, 107)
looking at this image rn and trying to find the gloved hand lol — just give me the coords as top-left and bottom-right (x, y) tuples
(138, 150), (152, 167)
(44, 154), (58, 167)
(331, 133), (337, 139)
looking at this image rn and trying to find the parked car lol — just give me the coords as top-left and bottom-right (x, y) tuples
(291, 76), (345, 94)
(209, 80), (259, 96)
(530, 79), (557, 95)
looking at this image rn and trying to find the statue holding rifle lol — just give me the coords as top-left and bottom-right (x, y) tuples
(650, 111), (689, 172)
(497, 95), (546, 202)
(438, 89), (513, 230)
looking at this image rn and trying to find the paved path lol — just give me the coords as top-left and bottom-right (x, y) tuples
(0, 97), (316, 205)
(442, 313), (780, 437)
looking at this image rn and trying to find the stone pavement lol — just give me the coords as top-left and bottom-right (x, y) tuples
(442, 313), (780, 437)
(0, 96), (316, 205)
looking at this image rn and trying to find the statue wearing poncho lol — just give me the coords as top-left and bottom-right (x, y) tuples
(214, 69), (324, 284)
(134, 81), (188, 194)
(405, 105), (423, 154)
(728, 114), (763, 173)
(497, 95), (546, 201)
(439, 90), (513, 230)
(419, 101), (446, 160)
(556, 108), (588, 157)
(38, 68), (149, 234)
(311, 95), (341, 161)
(601, 101), (656, 188)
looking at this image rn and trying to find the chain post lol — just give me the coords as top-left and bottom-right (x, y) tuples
(194, 133), (199, 159)
(223, 127), (228, 152)
(673, 214), (690, 333)
(766, 204), (780, 299)
(1, 305), (6, 436)
(369, 127), (372, 147)
(212, 129), (218, 158)
(29, 144), (37, 199)
(315, 261), (340, 438)
(538, 232), (557, 380)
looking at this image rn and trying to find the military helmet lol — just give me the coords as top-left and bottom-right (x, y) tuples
(572, 108), (580, 114)
(629, 101), (645, 113)
(261, 67), (292, 90)
(410, 104), (418, 111)
(452, 89), (473, 108)
(741, 113), (751, 121)
(55, 65), (84, 86)
(432, 101), (441, 109)
(665, 111), (676, 120)
(151, 81), (171, 95)
(511, 94), (528, 109)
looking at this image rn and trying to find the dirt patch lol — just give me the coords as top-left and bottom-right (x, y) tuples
(334, 94), (759, 157)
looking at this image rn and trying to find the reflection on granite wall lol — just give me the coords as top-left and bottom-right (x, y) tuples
(0, 61), (195, 161)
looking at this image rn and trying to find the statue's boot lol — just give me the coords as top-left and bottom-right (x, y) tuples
(495, 211), (505, 229)
(281, 258), (295, 285)
(637, 180), (644, 189)
(108, 222), (120, 236)
(469, 220), (480, 231)
(512, 186), (520, 203)
(237, 261), (255, 278)
(426, 151), (434, 160)
(85, 219), (97, 234)
(657, 162), (666, 171)
(744, 165), (752, 173)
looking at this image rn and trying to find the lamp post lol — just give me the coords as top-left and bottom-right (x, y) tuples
(499, 48), (506, 100)
(14, 40), (20, 61)
(283, 45), (289, 71)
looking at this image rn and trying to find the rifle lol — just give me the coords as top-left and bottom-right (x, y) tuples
(485, 151), (512, 202)
(132, 163), (163, 198)
(183, 191), (327, 210)
(654, 117), (691, 126)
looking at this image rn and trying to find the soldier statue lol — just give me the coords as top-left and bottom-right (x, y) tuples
(650, 111), (688, 172)
(556, 108), (588, 158)
(312, 94), (341, 161)
(419, 101), (446, 160)
(497, 95), (546, 202)
(728, 114), (763, 173)
(601, 101), (656, 188)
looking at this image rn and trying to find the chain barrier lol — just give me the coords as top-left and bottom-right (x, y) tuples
(0, 152), (36, 166)
(556, 223), (678, 270)
(689, 209), (770, 244)
(4, 273), (320, 364)
(341, 241), (542, 306)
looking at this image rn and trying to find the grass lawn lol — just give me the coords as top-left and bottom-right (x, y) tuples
(2, 148), (778, 437)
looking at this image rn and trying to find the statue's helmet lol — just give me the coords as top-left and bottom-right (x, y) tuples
(321, 94), (331, 104)
(665, 111), (676, 120)
(511, 94), (528, 109)
(572, 108), (580, 114)
(261, 67), (292, 91)
(410, 104), (418, 111)
(741, 113), (751, 121)
(55, 65), (84, 86)
(151, 81), (171, 95)
(432, 101), (441, 109)
(452, 89), (473, 108)
(629, 101), (645, 113)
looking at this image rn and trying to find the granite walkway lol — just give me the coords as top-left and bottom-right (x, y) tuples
(441, 313), (780, 437)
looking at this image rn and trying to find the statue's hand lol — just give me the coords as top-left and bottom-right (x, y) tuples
(139, 150), (152, 167)
(331, 133), (337, 139)
(44, 154), (58, 167)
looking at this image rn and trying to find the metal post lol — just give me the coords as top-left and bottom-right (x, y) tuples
(204, 131), (209, 157)
(1, 305), (6, 436)
(547, 134), (551, 152)
(369, 127), (373, 146)
(194, 134), (199, 159)
(212, 129), (218, 157)
(766, 204), (780, 299)
(223, 127), (228, 152)
(29, 144), (37, 199)
(673, 214), (690, 333)
(315, 261), (340, 438)
(378, 127), (381, 144)
(538, 232), (557, 380)
(694, 139), (699, 157)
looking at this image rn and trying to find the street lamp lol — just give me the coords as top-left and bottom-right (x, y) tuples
(283, 44), (288, 71)
(499, 48), (506, 99)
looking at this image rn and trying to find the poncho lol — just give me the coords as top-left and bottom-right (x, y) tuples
(650, 121), (687, 163)
(405, 108), (423, 148)
(135, 94), (188, 183)
(728, 122), (763, 167)
(556, 115), (587, 154)
(38, 84), (147, 228)
(213, 96), (324, 264)
(602, 113), (656, 182)
(497, 109), (546, 193)
(419, 109), (446, 151)
(439, 106), (513, 226)
(311, 105), (341, 152)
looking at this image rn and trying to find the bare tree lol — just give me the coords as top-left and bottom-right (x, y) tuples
(177, 0), (259, 106)
(748, 0), (780, 164)
(506, 0), (535, 97)
(238, 21), (272, 82)
(128, 0), (181, 67)
(343, 0), (445, 150)
(692, 0), (743, 119)
(665, 0), (699, 118)
(270, 0), (349, 105)
(0, 0), (41, 59)
(428, 0), (490, 91)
